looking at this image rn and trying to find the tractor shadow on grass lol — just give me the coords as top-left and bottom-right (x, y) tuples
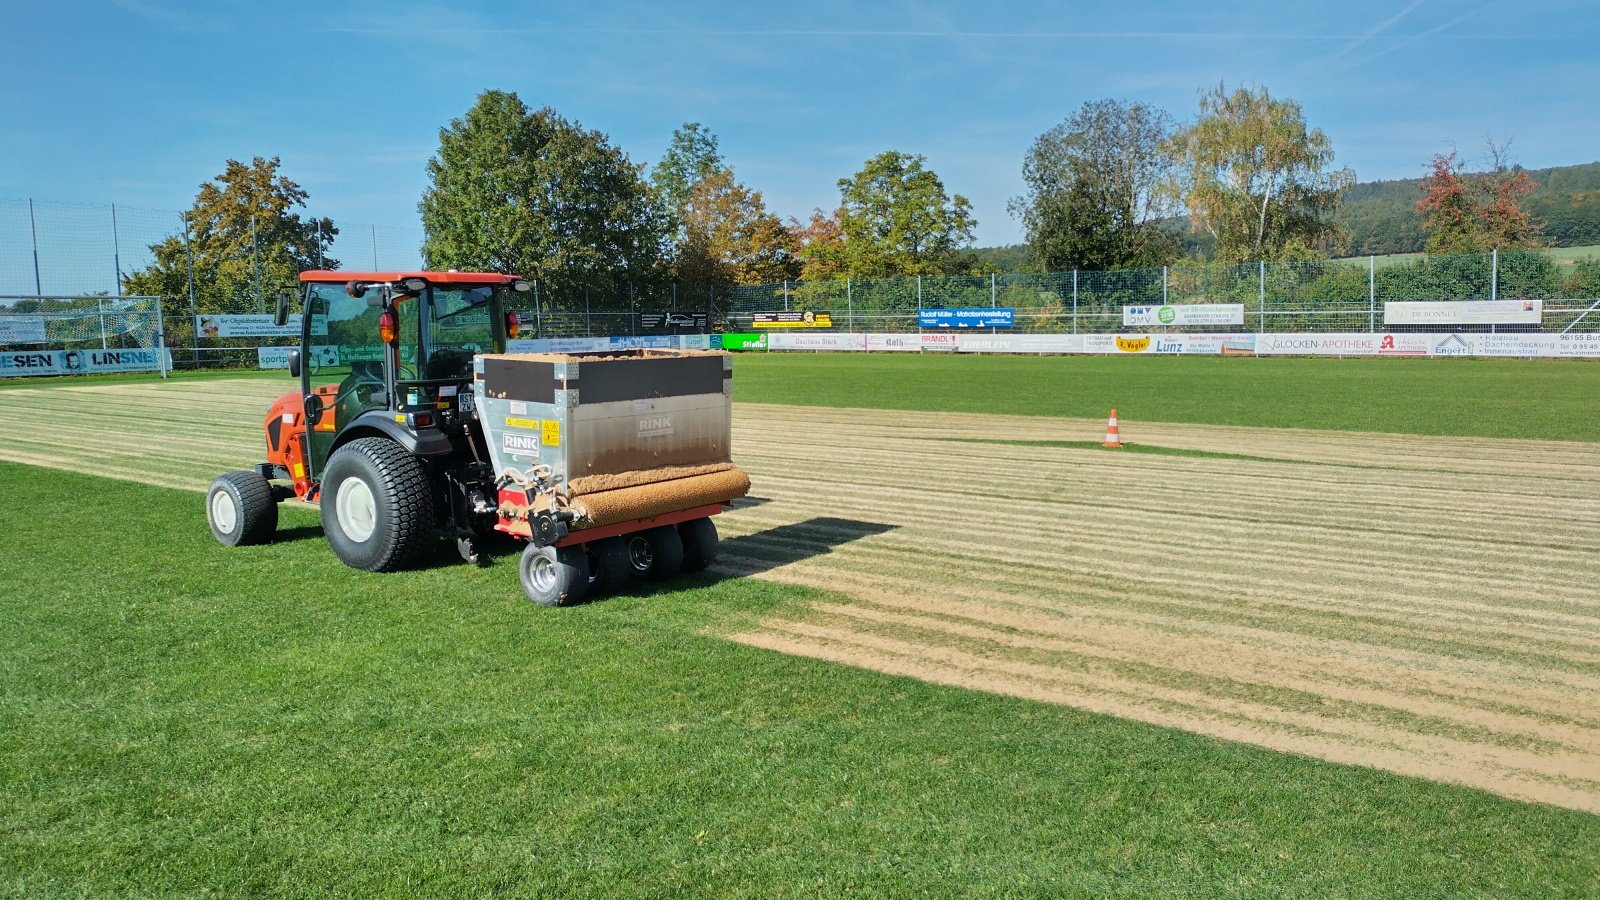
(710, 516), (897, 579)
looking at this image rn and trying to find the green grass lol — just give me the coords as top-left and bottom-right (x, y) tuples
(1350, 243), (1600, 268)
(2, 463), (1598, 897)
(731, 353), (1600, 441)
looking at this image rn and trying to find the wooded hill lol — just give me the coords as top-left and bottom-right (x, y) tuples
(1337, 160), (1600, 255)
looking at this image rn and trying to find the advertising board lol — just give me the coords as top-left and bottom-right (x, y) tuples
(918, 308), (1014, 328)
(1384, 300), (1542, 325)
(1123, 304), (1245, 327)
(0, 317), (47, 344)
(765, 332), (867, 351)
(753, 311), (833, 329)
(197, 314), (329, 338)
(0, 348), (171, 377)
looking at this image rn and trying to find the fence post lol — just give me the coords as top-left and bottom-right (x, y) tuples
(111, 203), (124, 296)
(630, 281), (636, 336)
(28, 199), (42, 295)
(533, 279), (542, 338)
(155, 297), (168, 379)
(1163, 266), (1169, 306)
(783, 280), (790, 311)
(917, 274), (922, 312)
(1072, 269), (1078, 334)
(1258, 260), (1265, 333)
(1368, 255), (1376, 331)
(991, 272), (997, 335)
(1491, 248), (1498, 301)
(98, 297), (108, 349)
(847, 277), (853, 332)
(184, 212), (199, 367)
(251, 216), (263, 313)
(585, 287), (591, 337)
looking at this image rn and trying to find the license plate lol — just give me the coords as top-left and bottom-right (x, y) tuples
(459, 392), (476, 413)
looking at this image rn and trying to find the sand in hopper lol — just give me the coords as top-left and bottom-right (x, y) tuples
(568, 465), (750, 528)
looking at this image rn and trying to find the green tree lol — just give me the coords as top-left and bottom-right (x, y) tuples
(1167, 82), (1354, 263)
(1011, 99), (1179, 271)
(125, 156), (337, 315)
(419, 90), (668, 305)
(836, 152), (976, 277)
(651, 123), (725, 217)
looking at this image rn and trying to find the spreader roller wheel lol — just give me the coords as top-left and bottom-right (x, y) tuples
(520, 544), (588, 606)
(206, 470), (278, 547)
(622, 526), (685, 582)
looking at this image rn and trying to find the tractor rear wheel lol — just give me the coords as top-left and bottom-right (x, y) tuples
(678, 517), (719, 573)
(520, 544), (589, 606)
(320, 437), (434, 572)
(206, 471), (278, 546)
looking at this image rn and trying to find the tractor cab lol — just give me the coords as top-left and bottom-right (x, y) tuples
(264, 271), (529, 501)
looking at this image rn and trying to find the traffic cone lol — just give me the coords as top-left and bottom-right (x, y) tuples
(1103, 408), (1124, 448)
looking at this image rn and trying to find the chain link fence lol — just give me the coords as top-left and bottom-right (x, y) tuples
(6, 196), (1600, 370)
(729, 251), (1600, 334)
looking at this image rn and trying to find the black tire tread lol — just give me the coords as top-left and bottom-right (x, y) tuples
(321, 437), (434, 572)
(210, 470), (278, 546)
(678, 517), (718, 573)
(589, 538), (631, 595)
(644, 525), (684, 582)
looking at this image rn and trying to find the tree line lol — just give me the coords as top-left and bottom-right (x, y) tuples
(129, 81), (1565, 318)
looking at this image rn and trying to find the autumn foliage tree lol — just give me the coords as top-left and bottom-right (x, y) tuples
(789, 208), (847, 280)
(1416, 149), (1543, 254)
(676, 168), (801, 285)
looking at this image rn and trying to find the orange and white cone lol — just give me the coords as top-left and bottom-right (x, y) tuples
(1103, 408), (1124, 448)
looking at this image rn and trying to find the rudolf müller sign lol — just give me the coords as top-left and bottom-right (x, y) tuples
(918, 308), (1015, 328)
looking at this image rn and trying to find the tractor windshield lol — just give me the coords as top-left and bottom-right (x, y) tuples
(412, 285), (499, 382)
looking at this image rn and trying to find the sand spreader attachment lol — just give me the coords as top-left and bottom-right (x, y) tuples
(472, 349), (750, 605)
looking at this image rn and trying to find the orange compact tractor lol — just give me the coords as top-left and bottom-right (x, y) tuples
(205, 271), (748, 605)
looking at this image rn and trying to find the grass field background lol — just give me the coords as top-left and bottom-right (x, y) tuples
(730, 354), (1600, 441)
(2, 356), (1598, 896)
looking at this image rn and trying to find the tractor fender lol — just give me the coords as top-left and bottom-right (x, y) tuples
(332, 411), (456, 460)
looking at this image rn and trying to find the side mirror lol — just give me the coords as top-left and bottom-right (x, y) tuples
(274, 291), (293, 327)
(287, 348), (302, 378)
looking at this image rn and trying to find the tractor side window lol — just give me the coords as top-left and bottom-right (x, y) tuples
(305, 284), (389, 474)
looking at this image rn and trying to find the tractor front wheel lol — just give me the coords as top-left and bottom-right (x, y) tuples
(320, 437), (434, 572)
(206, 471), (278, 547)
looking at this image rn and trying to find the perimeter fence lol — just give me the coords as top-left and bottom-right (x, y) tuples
(727, 251), (1600, 335)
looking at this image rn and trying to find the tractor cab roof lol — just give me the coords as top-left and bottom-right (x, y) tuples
(298, 270), (522, 285)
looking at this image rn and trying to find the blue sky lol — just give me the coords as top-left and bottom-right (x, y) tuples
(4, 0), (1598, 249)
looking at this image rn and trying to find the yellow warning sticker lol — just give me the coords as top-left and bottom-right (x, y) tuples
(505, 416), (541, 430)
(542, 419), (561, 447)
(292, 463), (304, 478)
